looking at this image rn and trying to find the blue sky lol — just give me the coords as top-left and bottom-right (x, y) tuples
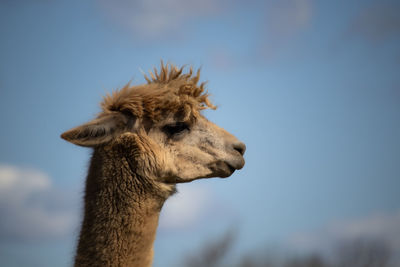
(0, 0), (399, 266)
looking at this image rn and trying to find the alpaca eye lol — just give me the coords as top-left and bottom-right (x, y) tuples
(163, 122), (190, 137)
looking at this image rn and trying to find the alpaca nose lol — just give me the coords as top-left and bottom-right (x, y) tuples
(233, 142), (246, 156)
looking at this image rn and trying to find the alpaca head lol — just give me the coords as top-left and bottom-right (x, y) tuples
(61, 63), (245, 183)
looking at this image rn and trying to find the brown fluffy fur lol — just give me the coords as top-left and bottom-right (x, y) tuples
(75, 133), (174, 266)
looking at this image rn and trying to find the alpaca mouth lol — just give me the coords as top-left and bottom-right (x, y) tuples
(215, 161), (238, 178)
(227, 163), (236, 173)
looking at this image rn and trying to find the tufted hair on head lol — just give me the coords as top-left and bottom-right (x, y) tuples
(100, 61), (216, 122)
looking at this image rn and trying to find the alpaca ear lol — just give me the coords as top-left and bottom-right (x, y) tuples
(61, 112), (133, 147)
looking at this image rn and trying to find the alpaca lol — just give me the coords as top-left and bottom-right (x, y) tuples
(61, 63), (246, 267)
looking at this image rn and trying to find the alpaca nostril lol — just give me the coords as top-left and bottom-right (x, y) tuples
(233, 142), (246, 156)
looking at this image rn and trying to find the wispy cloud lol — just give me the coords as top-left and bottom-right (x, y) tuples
(347, 1), (400, 43)
(256, 0), (314, 60)
(0, 165), (78, 241)
(159, 184), (214, 229)
(287, 210), (400, 256)
(97, 0), (228, 40)
(263, 0), (313, 39)
(204, 0), (315, 68)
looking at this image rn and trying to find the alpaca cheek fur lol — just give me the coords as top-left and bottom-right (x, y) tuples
(116, 132), (174, 180)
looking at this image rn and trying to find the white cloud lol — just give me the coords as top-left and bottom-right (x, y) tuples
(0, 165), (78, 241)
(159, 183), (213, 229)
(97, 0), (226, 40)
(287, 210), (400, 255)
(0, 165), (50, 202)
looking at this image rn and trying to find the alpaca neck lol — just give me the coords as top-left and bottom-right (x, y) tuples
(74, 148), (175, 267)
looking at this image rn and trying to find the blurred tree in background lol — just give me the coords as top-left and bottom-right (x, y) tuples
(182, 231), (393, 267)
